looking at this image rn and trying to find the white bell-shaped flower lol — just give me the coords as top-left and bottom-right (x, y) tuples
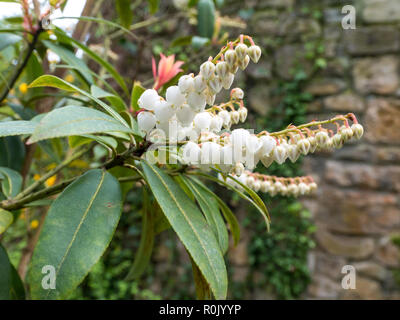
(235, 43), (248, 60)
(201, 141), (221, 164)
(154, 100), (175, 121)
(187, 91), (206, 112)
(222, 73), (235, 90)
(258, 135), (276, 157)
(273, 145), (287, 164)
(178, 75), (194, 93)
(200, 61), (215, 80)
(137, 111), (156, 133)
(193, 75), (207, 92)
(351, 123), (364, 140)
(247, 45), (262, 63)
(210, 115), (223, 133)
(176, 103), (196, 126)
(218, 110), (231, 127)
(181, 141), (201, 164)
(224, 49), (237, 67)
(138, 89), (159, 111)
(166, 85), (186, 108)
(216, 61), (229, 78)
(297, 138), (311, 155)
(193, 112), (212, 132)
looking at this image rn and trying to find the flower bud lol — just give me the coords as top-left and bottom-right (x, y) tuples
(261, 155), (273, 168)
(216, 61), (230, 78)
(218, 110), (231, 127)
(247, 45), (262, 63)
(222, 73), (235, 90)
(225, 49), (237, 68)
(309, 182), (317, 192)
(287, 144), (300, 163)
(234, 162), (245, 176)
(206, 91), (216, 106)
(260, 180), (271, 193)
(273, 145), (287, 164)
(315, 131), (329, 147)
(208, 77), (222, 94)
(340, 126), (353, 141)
(238, 55), (250, 70)
(193, 75), (207, 92)
(298, 182), (308, 195)
(200, 61), (215, 80)
(239, 107), (248, 122)
(253, 179), (261, 192)
(246, 175), (255, 189)
(297, 138), (311, 155)
(231, 88), (244, 100)
(351, 123), (364, 140)
(229, 63), (239, 74)
(308, 136), (317, 153)
(235, 43), (248, 60)
(137, 111), (156, 133)
(258, 135), (276, 157)
(288, 184), (300, 197)
(230, 110), (240, 124)
(332, 133), (343, 149)
(166, 85), (186, 108)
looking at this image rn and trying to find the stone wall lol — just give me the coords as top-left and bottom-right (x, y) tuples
(224, 0), (400, 299)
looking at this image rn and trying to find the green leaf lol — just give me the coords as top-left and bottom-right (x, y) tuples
(0, 244), (25, 300)
(196, 171), (270, 231)
(0, 136), (25, 171)
(191, 255), (211, 300)
(27, 106), (133, 144)
(42, 40), (93, 85)
(0, 120), (36, 137)
(54, 28), (129, 96)
(180, 175), (228, 255)
(125, 189), (154, 280)
(141, 161), (227, 299)
(0, 208), (13, 234)
(0, 167), (22, 198)
(91, 85), (127, 113)
(188, 176), (240, 246)
(28, 169), (122, 299)
(147, 0), (160, 14)
(68, 135), (117, 151)
(197, 0), (215, 39)
(0, 33), (21, 51)
(191, 36), (210, 49)
(28, 75), (129, 127)
(130, 81), (145, 112)
(116, 0), (133, 28)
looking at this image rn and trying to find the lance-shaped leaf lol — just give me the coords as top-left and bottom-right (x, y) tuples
(0, 136), (25, 172)
(188, 176), (240, 246)
(0, 167), (22, 198)
(0, 244), (25, 300)
(0, 120), (36, 137)
(141, 161), (227, 299)
(28, 75), (129, 127)
(180, 175), (229, 255)
(125, 189), (154, 280)
(0, 208), (13, 234)
(28, 106), (134, 144)
(28, 169), (122, 299)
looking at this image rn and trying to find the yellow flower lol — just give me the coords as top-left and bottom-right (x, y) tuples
(10, 89), (15, 95)
(45, 175), (57, 187)
(33, 174), (41, 181)
(65, 74), (75, 83)
(19, 83), (28, 94)
(46, 163), (57, 170)
(30, 220), (39, 229)
(69, 159), (89, 169)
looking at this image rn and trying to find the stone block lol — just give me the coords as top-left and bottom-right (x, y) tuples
(353, 56), (399, 94)
(340, 277), (383, 300)
(362, 0), (400, 23)
(324, 92), (364, 112)
(345, 27), (400, 55)
(306, 78), (347, 96)
(365, 98), (400, 144)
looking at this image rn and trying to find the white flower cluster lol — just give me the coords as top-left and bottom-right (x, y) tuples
(221, 172), (317, 197)
(136, 35), (364, 198)
(137, 37), (260, 143)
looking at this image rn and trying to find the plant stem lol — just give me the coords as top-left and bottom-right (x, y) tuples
(264, 114), (352, 137)
(14, 145), (93, 200)
(0, 23), (44, 103)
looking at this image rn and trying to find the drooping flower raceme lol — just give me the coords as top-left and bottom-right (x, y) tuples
(137, 34), (364, 198)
